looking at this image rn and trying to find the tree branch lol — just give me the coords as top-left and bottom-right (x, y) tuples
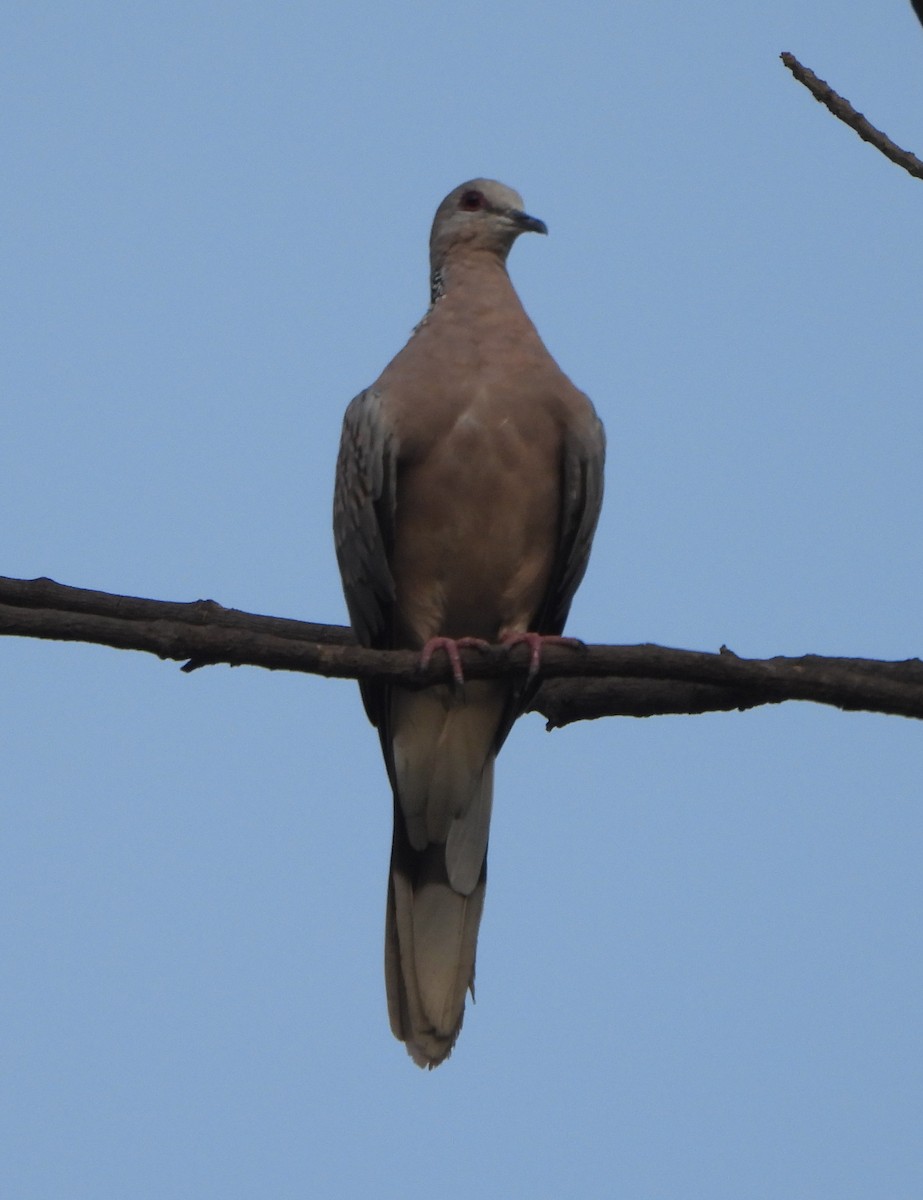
(780, 51), (923, 181)
(2, 575), (922, 727)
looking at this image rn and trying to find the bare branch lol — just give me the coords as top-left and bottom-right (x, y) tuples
(781, 51), (923, 181)
(0, 574), (353, 647)
(2, 575), (922, 726)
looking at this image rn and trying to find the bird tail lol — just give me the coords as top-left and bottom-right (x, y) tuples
(385, 809), (488, 1068)
(384, 685), (500, 1067)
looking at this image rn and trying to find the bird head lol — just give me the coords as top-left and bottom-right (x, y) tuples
(429, 179), (547, 279)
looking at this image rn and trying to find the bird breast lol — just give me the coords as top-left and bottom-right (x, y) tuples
(390, 388), (563, 646)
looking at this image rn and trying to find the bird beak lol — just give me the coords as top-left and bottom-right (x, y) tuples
(510, 210), (548, 236)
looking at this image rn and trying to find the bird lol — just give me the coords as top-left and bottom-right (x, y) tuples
(333, 179), (605, 1067)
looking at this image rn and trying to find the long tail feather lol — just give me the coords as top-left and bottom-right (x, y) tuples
(384, 685), (499, 1067)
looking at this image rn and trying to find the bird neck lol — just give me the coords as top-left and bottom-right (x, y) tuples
(429, 248), (512, 307)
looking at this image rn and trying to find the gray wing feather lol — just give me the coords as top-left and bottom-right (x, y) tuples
(541, 409), (606, 634)
(333, 388), (398, 650)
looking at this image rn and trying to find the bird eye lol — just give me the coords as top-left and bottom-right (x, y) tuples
(460, 190), (484, 211)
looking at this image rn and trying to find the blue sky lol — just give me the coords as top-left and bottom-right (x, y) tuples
(3, 3), (922, 1197)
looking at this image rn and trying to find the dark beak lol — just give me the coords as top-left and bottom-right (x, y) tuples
(511, 209), (548, 236)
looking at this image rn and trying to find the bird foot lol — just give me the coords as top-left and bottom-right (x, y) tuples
(419, 636), (492, 688)
(500, 632), (584, 680)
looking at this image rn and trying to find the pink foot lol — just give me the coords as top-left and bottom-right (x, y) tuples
(500, 632), (584, 680)
(419, 636), (492, 686)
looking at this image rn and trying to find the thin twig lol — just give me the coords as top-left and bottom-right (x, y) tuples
(781, 51), (923, 181)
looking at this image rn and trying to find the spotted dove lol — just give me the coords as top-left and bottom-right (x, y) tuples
(333, 179), (605, 1067)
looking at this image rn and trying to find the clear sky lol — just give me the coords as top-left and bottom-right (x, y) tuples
(3, 4), (922, 1197)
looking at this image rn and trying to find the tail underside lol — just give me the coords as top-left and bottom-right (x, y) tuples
(384, 684), (502, 1067)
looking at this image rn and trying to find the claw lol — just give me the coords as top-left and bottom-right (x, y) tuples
(419, 636), (492, 687)
(500, 632), (583, 680)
